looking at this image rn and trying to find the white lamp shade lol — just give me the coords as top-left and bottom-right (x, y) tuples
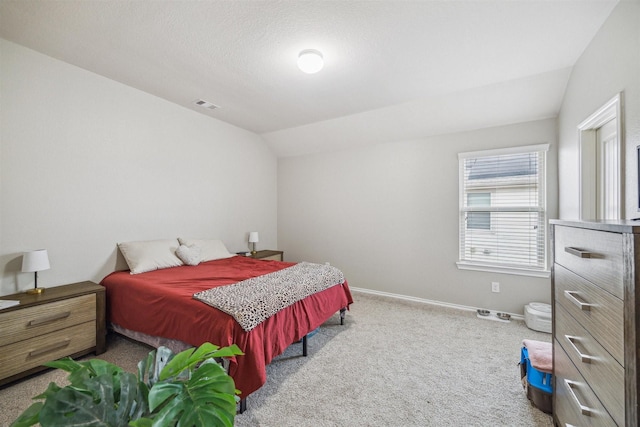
(248, 232), (260, 243)
(22, 249), (50, 273)
(297, 49), (324, 74)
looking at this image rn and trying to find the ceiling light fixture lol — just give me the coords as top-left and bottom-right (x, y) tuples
(297, 49), (324, 74)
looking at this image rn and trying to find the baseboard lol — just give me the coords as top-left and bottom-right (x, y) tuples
(349, 286), (524, 321)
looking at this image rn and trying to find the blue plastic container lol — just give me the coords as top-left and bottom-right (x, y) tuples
(520, 346), (552, 413)
(520, 347), (552, 393)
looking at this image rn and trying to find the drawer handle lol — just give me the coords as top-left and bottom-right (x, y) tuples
(565, 379), (593, 416)
(565, 335), (593, 363)
(28, 311), (71, 327)
(564, 246), (592, 258)
(564, 291), (592, 311)
(28, 339), (71, 357)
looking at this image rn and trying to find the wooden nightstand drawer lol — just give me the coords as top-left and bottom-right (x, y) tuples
(0, 294), (96, 347)
(247, 250), (284, 261)
(0, 321), (96, 380)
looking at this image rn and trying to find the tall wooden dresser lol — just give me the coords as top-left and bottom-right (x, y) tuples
(551, 220), (639, 426)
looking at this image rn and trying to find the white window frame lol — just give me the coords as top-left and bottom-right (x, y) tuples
(456, 144), (550, 278)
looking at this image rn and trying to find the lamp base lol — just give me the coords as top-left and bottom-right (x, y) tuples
(26, 287), (45, 295)
(250, 250), (257, 255)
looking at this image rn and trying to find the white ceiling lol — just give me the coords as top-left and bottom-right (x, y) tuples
(0, 0), (618, 156)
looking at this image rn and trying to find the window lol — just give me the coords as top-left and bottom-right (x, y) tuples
(457, 144), (549, 276)
(467, 193), (490, 230)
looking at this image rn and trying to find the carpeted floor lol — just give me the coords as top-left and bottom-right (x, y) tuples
(0, 291), (553, 426)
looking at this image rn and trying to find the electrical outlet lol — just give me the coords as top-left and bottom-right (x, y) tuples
(491, 282), (500, 293)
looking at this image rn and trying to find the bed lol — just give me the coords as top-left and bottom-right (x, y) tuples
(100, 239), (353, 407)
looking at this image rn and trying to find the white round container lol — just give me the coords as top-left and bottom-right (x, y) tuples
(524, 302), (552, 333)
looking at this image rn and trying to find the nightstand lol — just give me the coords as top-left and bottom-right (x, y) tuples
(0, 281), (106, 386)
(247, 250), (284, 261)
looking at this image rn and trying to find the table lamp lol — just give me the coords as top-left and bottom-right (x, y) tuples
(22, 249), (50, 294)
(249, 232), (259, 255)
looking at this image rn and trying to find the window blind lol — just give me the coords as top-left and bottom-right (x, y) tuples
(458, 144), (548, 272)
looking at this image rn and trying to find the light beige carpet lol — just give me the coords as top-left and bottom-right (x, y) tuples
(0, 291), (553, 426)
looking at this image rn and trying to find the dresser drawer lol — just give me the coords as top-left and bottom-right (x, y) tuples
(554, 340), (617, 427)
(0, 294), (96, 347)
(555, 303), (624, 424)
(0, 321), (96, 381)
(554, 264), (623, 363)
(554, 225), (623, 299)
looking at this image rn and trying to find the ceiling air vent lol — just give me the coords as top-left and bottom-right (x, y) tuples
(194, 99), (220, 110)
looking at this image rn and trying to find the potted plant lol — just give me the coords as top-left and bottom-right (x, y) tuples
(11, 342), (244, 427)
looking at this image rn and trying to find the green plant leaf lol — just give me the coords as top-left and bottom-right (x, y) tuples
(138, 347), (175, 386)
(38, 373), (135, 427)
(159, 343), (243, 381)
(131, 381), (150, 420)
(175, 403), (235, 427)
(146, 381), (180, 413)
(137, 348), (156, 385)
(191, 360), (237, 396)
(9, 402), (42, 427)
(33, 381), (63, 400)
(66, 361), (124, 398)
(128, 418), (153, 427)
(161, 344), (207, 380)
(115, 372), (147, 422)
(162, 347), (193, 376)
(11, 342), (241, 427)
(45, 357), (84, 373)
(184, 342), (231, 369)
(84, 359), (125, 377)
(38, 386), (107, 427)
(209, 344), (244, 359)
(147, 360), (237, 426)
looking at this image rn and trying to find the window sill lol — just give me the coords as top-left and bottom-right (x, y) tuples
(456, 261), (550, 278)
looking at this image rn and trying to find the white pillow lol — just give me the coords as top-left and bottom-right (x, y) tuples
(118, 239), (184, 274)
(178, 238), (235, 262)
(176, 244), (201, 266)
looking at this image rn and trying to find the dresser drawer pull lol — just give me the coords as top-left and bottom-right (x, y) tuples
(28, 339), (71, 357)
(28, 311), (71, 326)
(564, 247), (592, 258)
(565, 379), (593, 416)
(564, 291), (592, 311)
(565, 335), (593, 363)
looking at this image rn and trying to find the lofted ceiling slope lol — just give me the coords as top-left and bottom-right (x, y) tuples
(0, 0), (619, 156)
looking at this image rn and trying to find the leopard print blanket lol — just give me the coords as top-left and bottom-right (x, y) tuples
(193, 262), (345, 332)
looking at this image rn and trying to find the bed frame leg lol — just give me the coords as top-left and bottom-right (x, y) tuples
(237, 397), (247, 414)
(340, 307), (346, 325)
(302, 334), (308, 357)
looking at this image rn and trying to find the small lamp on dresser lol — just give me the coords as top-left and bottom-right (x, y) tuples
(249, 232), (259, 255)
(21, 249), (50, 294)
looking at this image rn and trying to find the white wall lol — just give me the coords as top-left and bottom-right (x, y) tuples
(0, 39), (278, 295)
(278, 119), (557, 314)
(558, 0), (640, 219)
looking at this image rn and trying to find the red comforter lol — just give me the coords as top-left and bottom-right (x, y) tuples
(100, 255), (353, 397)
